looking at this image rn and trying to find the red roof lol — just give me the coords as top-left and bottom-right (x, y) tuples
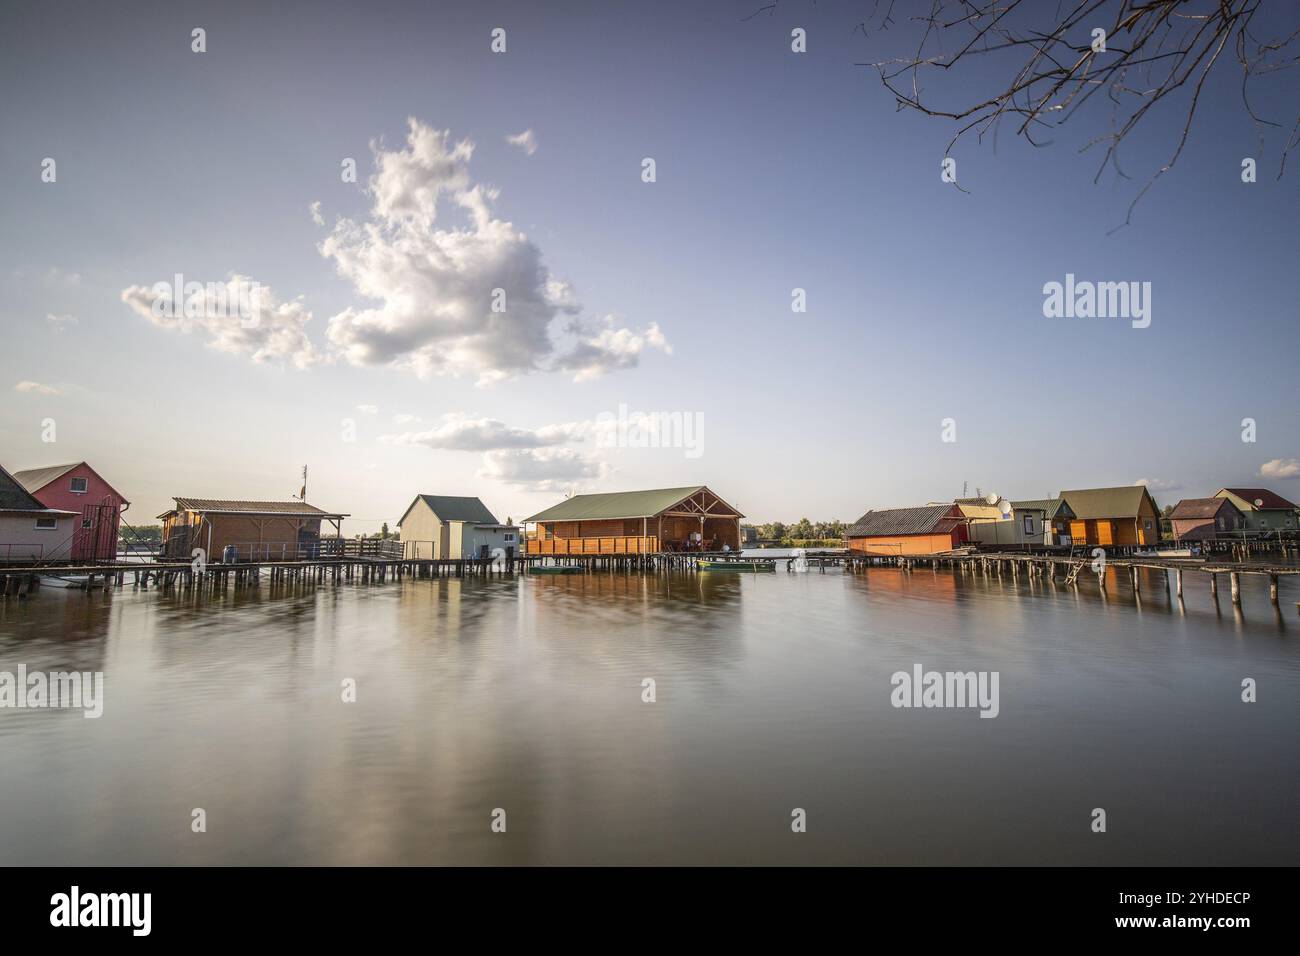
(1219, 488), (1298, 511)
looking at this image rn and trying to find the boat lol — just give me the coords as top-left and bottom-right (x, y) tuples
(697, 558), (776, 572)
(526, 564), (585, 575)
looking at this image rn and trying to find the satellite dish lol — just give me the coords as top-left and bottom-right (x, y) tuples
(999, 499), (1013, 518)
(1255, 498), (1264, 507)
(985, 492), (999, 506)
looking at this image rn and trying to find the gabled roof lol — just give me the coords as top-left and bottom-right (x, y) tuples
(1058, 486), (1157, 520)
(1170, 497), (1240, 520)
(950, 498), (1006, 520)
(398, 494), (499, 527)
(847, 504), (962, 537)
(159, 498), (345, 518)
(1010, 497), (1073, 519)
(0, 465), (49, 511)
(525, 486), (742, 522)
(12, 462), (80, 493)
(1216, 488), (1298, 511)
(12, 461), (130, 504)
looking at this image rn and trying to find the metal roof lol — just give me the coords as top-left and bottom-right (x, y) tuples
(11, 462), (81, 493)
(1170, 497), (1239, 520)
(1217, 488), (1298, 511)
(525, 486), (741, 522)
(399, 495), (500, 526)
(160, 498), (346, 518)
(1010, 497), (1071, 518)
(1058, 486), (1156, 520)
(846, 504), (961, 537)
(0, 465), (49, 511)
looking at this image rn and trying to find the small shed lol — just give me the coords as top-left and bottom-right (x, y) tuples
(845, 504), (968, 556)
(396, 495), (519, 560)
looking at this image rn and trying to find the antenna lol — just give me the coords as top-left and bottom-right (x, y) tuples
(298, 465), (308, 501)
(962, 481), (968, 498)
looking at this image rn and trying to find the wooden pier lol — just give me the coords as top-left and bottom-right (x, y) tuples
(2, 545), (1295, 613)
(845, 549), (1299, 608)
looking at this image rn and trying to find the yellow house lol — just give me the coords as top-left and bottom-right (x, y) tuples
(1059, 486), (1162, 547)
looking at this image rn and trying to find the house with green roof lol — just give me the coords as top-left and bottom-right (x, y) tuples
(524, 486), (743, 554)
(396, 495), (519, 560)
(1058, 485), (1162, 548)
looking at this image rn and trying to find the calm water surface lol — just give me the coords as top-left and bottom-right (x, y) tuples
(2, 564), (1298, 865)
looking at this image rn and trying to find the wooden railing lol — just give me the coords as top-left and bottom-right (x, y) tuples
(527, 536), (659, 555)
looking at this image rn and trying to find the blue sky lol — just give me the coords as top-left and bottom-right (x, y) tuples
(2, 0), (1297, 531)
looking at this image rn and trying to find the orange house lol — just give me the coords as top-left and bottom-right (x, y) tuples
(845, 504), (968, 556)
(1058, 486), (1162, 548)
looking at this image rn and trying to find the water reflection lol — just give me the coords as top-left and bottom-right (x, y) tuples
(0, 565), (1296, 865)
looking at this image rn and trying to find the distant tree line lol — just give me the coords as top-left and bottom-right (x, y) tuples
(752, 519), (846, 546)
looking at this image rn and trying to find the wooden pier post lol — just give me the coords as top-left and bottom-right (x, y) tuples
(1210, 573), (1217, 598)
(1270, 574), (1279, 605)
(1230, 572), (1241, 605)
(1175, 568), (1183, 597)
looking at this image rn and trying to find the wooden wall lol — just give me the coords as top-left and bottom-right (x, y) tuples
(847, 532), (957, 556)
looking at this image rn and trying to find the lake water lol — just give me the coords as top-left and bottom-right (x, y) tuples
(2, 563), (1298, 865)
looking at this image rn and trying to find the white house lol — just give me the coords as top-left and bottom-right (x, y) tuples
(396, 495), (519, 560)
(0, 464), (81, 562)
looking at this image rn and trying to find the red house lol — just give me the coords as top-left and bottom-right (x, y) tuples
(13, 462), (130, 561)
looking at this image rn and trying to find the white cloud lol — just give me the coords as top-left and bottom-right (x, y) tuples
(45, 313), (77, 327)
(14, 380), (61, 395)
(120, 274), (318, 370)
(1259, 458), (1300, 480)
(309, 201), (324, 226)
(1133, 478), (1179, 492)
(480, 448), (609, 491)
(505, 129), (538, 155)
(556, 317), (671, 383)
(320, 118), (667, 385)
(392, 413), (423, 425)
(355, 404), (379, 415)
(380, 415), (587, 451)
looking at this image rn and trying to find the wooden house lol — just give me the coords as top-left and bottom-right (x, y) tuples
(1214, 488), (1298, 535)
(396, 495), (519, 560)
(524, 486), (742, 554)
(1169, 497), (1245, 541)
(1058, 486), (1162, 547)
(845, 504), (968, 556)
(0, 464), (81, 562)
(158, 498), (347, 562)
(12, 461), (130, 561)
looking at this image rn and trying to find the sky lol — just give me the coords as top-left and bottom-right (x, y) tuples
(1, 0), (1297, 532)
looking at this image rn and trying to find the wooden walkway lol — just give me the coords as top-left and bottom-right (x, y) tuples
(2, 547), (1295, 613)
(845, 550), (1299, 607)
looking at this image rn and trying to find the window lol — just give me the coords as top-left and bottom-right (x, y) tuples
(504, 533), (515, 542)
(1144, 520), (1153, 531)
(1022, 516), (1034, 535)
(82, 519), (93, 529)
(70, 477), (88, 493)
(35, 517), (57, 530)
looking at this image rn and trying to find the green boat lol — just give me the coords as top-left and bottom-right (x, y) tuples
(697, 559), (776, 573)
(527, 564), (585, 575)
